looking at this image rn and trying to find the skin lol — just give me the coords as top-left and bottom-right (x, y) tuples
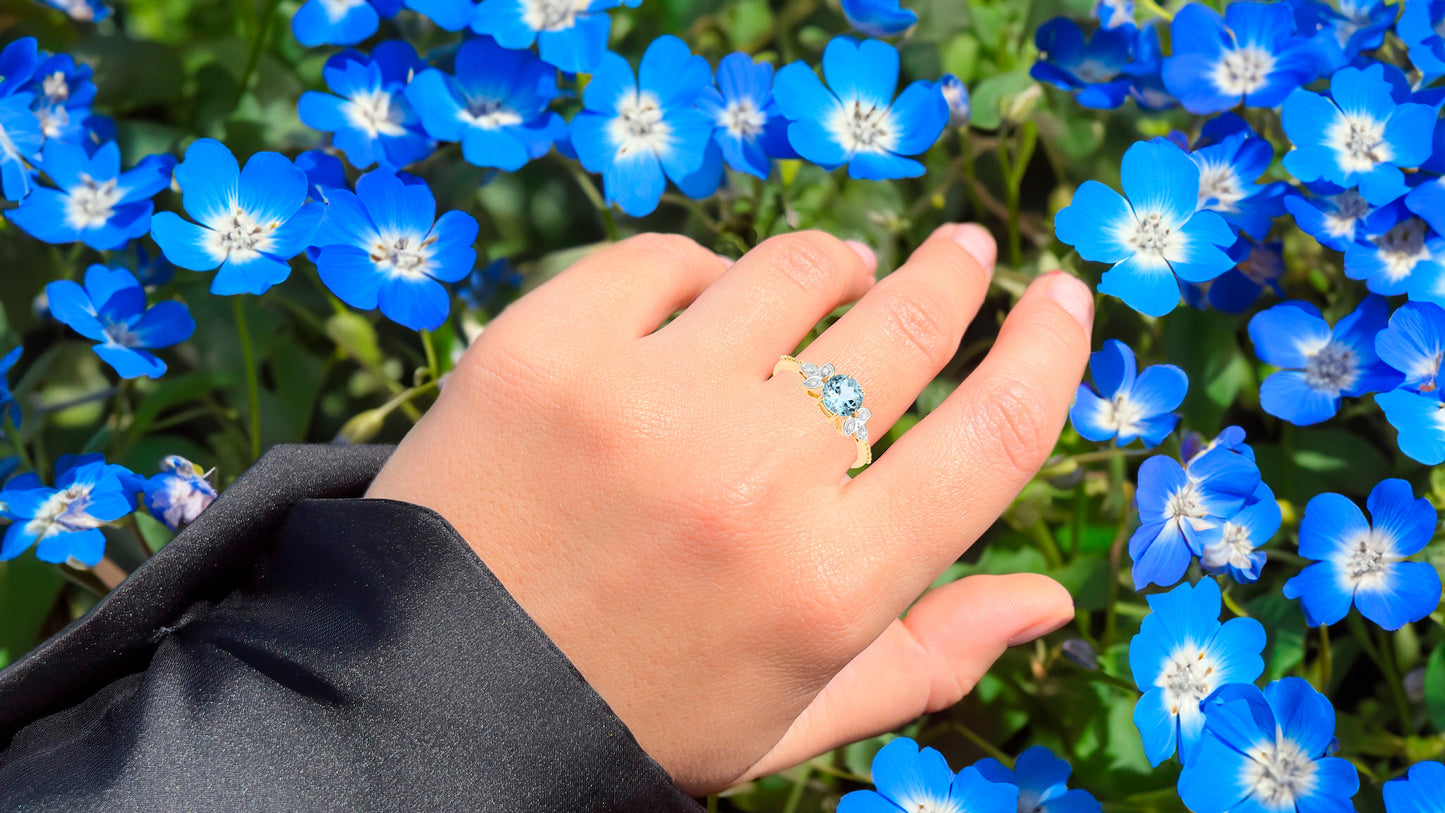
(367, 223), (1094, 795)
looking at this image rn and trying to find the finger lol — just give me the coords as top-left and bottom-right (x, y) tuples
(660, 230), (876, 377)
(508, 233), (732, 340)
(736, 574), (1074, 783)
(849, 272), (1094, 588)
(772, 224), (996, 466)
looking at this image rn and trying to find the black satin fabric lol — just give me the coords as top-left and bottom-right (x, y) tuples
(0, 445), (699, 811)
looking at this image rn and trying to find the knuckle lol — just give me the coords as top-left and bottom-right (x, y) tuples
(759, 231), (854, 299)
(973, 376), (1056, 477)
(618, 232), (707, 269)
(876, 281), (960, 369)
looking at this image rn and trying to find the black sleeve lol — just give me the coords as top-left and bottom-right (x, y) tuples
(0, 444), (702, 812)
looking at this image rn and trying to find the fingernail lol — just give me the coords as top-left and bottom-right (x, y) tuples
(1008, 607), (1075, 647)
(944, 223), (997, 272)
(845, 239), (877, 272)
(1044, 271), (1094, 331)
(716, 253), (736, 269)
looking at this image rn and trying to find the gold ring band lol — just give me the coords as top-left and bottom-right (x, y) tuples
(773, 355), (872, 469)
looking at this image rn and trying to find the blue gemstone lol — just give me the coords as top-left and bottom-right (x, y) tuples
(821, 375), (863, 416)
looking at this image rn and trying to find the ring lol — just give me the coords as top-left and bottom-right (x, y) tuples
(773, 355), (872, 468)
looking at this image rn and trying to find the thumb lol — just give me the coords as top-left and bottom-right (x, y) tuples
(736, 573), (1074, 783)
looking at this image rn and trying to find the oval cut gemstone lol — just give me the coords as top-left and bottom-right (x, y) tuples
(821, 374), (864, 416)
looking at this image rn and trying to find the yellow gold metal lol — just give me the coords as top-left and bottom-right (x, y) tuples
(773, 354), (872, 468)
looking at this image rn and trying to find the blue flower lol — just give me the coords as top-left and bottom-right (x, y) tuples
(695, 53), (793, 180)
(1129, 578), (1266, 766)
(839, 738), (1019, 813)
(0, 38), (42, 201)
(36, 0), (111, 22)
(404, 36), (563, 172)
(298, 41), (429, 171)
(1195, 238), (1284, 314)
(1293, 0), (1395, 72)
(1070, 339), (1187, 448)
(292, 0), (403, 47)
(28, 52), (96, 143)
(296, 148), (349, 203)
(312, 170), (478, 331)
(1055, 138), (1236, 318)
(1200, 482), (1280, 584)
(1182, 425), (1257, 466)
(6, 140), (173, 251)
(0, 456), (136, 566)
(1189, 114), (1284, 241)
(1284, 479), (1441, 630)
(143, 455), (218, 531)
(974, 747), (1102, 813)
(1399, 0), (1445, 78)
(0, 347), (20, 431)
(1286, 182), (1403, 253)
(459, 258), (521, 312)
(1249, 297), (1401, 425)
(937, 74), (970, 128)
(1162, 2), (1318, 114)
(45, 265), (195, 380)
(1179, 679), (1358, 813)
(1385, 761), (1445, 813)
(1124, 24), (1177, 111)
(471, 0), (623, 74)
(568, 35), (713, 217)
(1282, 63), (1437, 207)
(404, 0), (478, 30)
(1406, 175), (1445, 238)
(150, 138), (326, 296)
(1129, 448), (1261, 590)
(1031, 18), (1136, 110)
(1345, 217), (1445, 301)
(773, 37), (948, 181)
(1375, 302), (1445, 464)
(1095, 0), (1134, 28)
(840, 0), (917, 38)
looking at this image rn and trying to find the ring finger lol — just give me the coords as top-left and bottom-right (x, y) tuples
(766, 223), (997, 471)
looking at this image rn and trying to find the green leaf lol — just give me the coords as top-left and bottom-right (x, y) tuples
(0, 557), (65, 661)
(968, 69), (1036, 131)
(1425, 646), (1445, 733)
(128, 372), (234, 440)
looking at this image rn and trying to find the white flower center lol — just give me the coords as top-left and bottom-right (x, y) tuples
(54, 0), (95, 21)
(23, 484), (101, 540)
(891, 793), (967, 813)
(1016, 790), (1046, 813)
(65, 174), (123, 230)
(1212, 46), (1275, 96)
(1103, 392), (1146, 438)
(1074, 58), (1120, 84)
(459, 97), (523, 130)
(102, 321), (142, 348)
(1303, 341), (1358, 394)
(1164, 480), (1210, 529)
(321, 0), (367, 21)
(719, 98), (767, 140)
(1203, 521), (1259, 572)
(36, 105), (70, 139)
(42, 71), (69, 104)
(206, 205), (278, 263)
(369, 232), (433, 277)
(827, 99), (897, 155)
(1243, 735), (1318, 810)
(1333, 527), (1398, 591)
(608, 91), (672, 159)
(1196, 158), (1244, 213)
(344, 88), (407, 139)
(1373, 219), (1431, 283)
(1159, 645), (1219, 717)
(1324, 188), (1371, 240)
(1327, 112), (1391, 174)
(521, 0), (589, 31)
(1122, 210), (1184, 267)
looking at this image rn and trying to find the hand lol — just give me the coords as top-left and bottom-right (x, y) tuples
(365, 225), (1094, 795)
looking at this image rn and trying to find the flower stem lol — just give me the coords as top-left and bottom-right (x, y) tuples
(1316, 624), (1332, 692)
(1031, 520), (1065, 569)
(781, 762), (812, 813)
(232, 296), (262, 460)
(3, 416), (35, 476)
(239, 0), (281, 97)
(950, 722), (1014, 765)
(563, 161), (618, 242)
(420, 329), (440, 384)
(1376, 627), (1415, 733)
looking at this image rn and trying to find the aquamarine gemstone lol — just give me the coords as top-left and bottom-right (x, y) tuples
(821, 375), (863, 416)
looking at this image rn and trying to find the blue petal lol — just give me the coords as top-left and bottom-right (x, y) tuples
(567, 111), (616, 175)
(773, 61), (841, 124)
(848, 151), (924, 180)
(1367, 478), (1437, 556)
(405, 0), (474, 30)
(1070, 386), (1117, 443)
(378, 273), (451, 330)
(1169, 211), (1236, 283)
(536, 14), (610, 73)
(269, 201), (325, 260)
(1055, 180), (1134, 264)
(424, 210), (479, 283)
(318, 245), (385, 310)
(889, 80), (948, 156)
(869, 738), (954, 805)
(658, 108), (715, 182)
(1177, 733), (1255, 813)
(638, 35), (712, 109)
(1356, 561), (1442, 630)
(150, 212), (223, 272)
(470, 0), (537, 48)
(94, 344), (167, 379)
(1260, 369), (1341, 425)
(1376, 389), (1445, 465)
(1284, 561), (1355, 626)
(238, 151), (307, 225)
(130, 301), (195, 348)
(605, 151), (666, 217)
(46, 279), (105, 340)
(292, 0), (380, 47)
(211, 253), (293, 296)
(357, 170), (435, 237)
(1091, 339), (1139, 398)
(837, 790), (908, 813)
(1098, 254), (1182, 318)
(1122, 139), (1198, 230)
(841, 0), (917, 37)
(1248, 301), (1330, 369)
(824, 38), (899, 109)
